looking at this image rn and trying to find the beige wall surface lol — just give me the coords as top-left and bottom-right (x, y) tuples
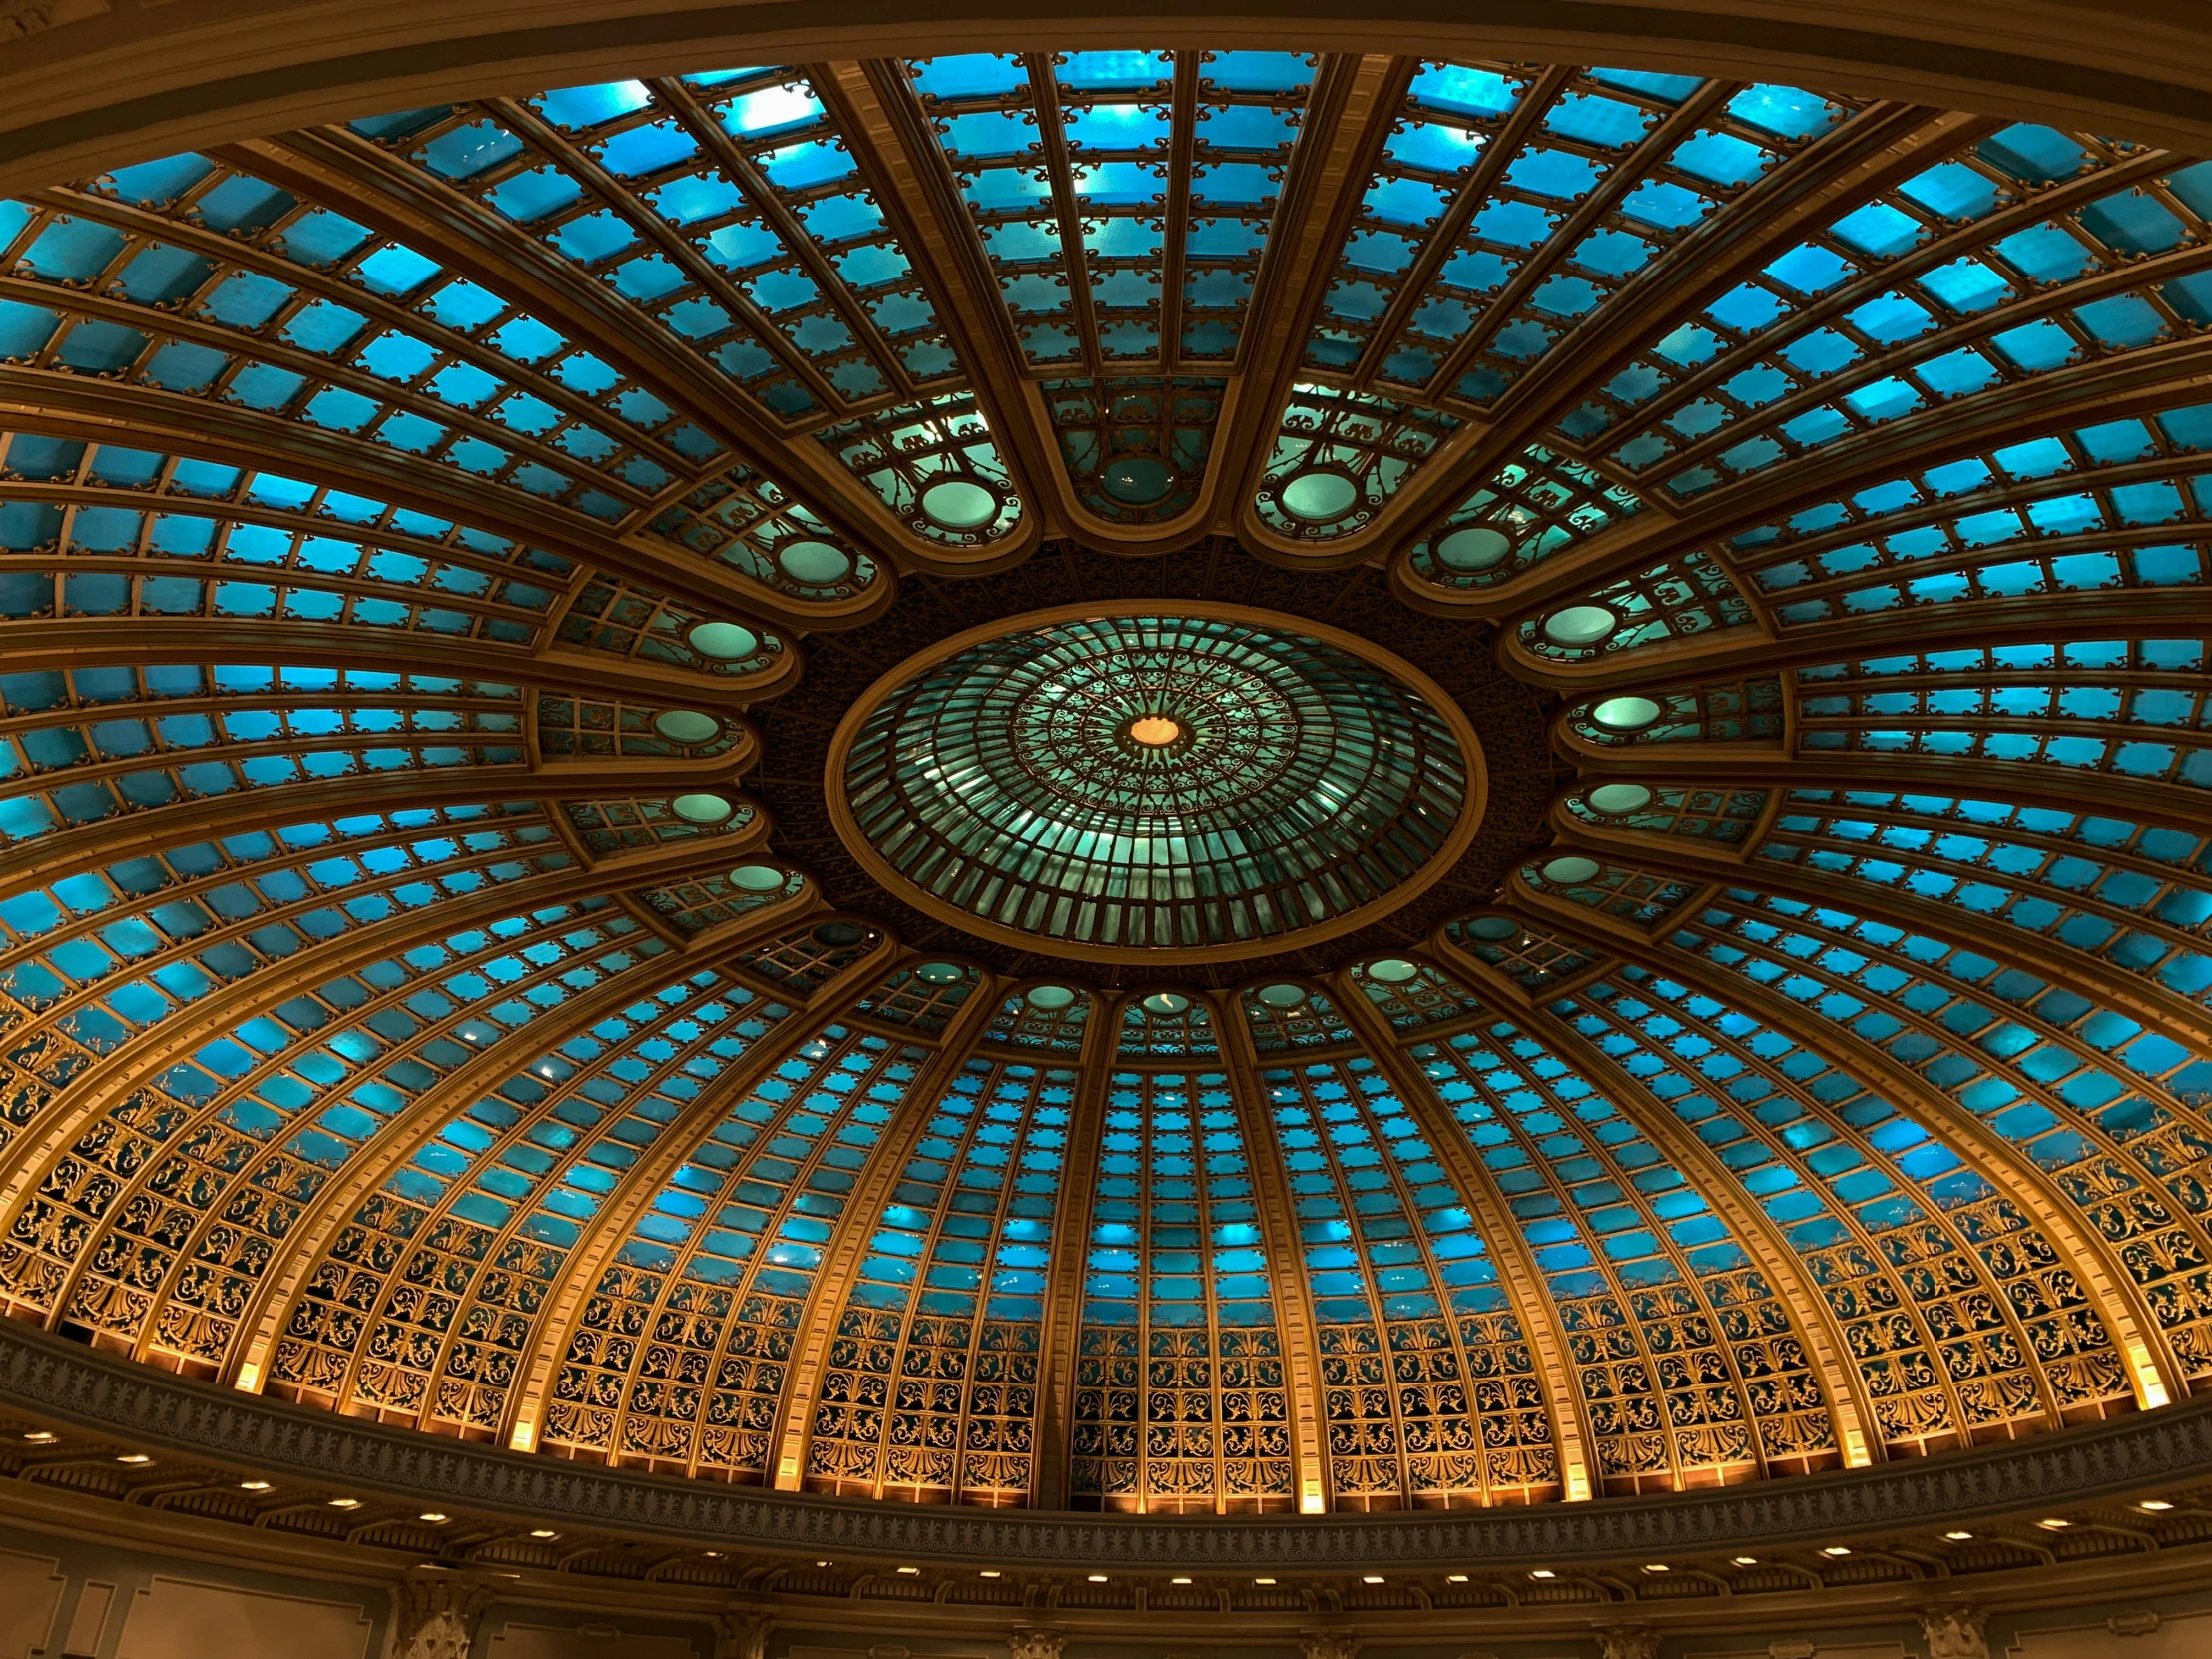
(2007, 1607), (2209, 1657)
(0, 1546), (65, 1659)
(114, 1575), (374, 1659)
(487, 1620), (704, 1659)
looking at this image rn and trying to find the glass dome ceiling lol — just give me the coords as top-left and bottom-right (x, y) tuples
(833, 610), (1477, 957)
(0, 43), (2206, 1523)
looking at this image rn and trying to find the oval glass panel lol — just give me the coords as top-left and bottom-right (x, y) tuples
(687, 621), (761, 661)
(1543, 605), (1619, 647)
(1435, 526), (1512, 571)
(670, 793), (735, 825)
(1279, 470), (1359, 522)
(777, 539), (852, 584)
(1585, 783), (1654, 814)
(921, 479), (999, 529)
(1591, 695), (1662, 731)
(1102, 455), (1175, 504)
(654, 709), (721, 745)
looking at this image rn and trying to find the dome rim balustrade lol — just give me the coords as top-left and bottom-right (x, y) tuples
(822, 600), (1490, 966)
(2, 1316), (2210, 1567)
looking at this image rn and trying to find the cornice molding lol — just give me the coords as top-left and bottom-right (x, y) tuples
(4, 1320), (2210, 1570)
(11, 2), (2212, 200)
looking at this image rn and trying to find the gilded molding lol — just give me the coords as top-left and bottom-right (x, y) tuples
(2, 1321), (2210, 1569)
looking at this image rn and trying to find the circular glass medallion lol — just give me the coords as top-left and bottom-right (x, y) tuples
(921, 478), (998, 530)
(671, 793), (735, 825)
(1142, 991), (1191, 1016)
(1278, 469), (1359, 523)
(1101, 454), (1175, 505)
(688, 621), (760, 661)
(1591, 695), (1662, 732)
(654, 709), (721, 745)
(728, 863), (787, 893)
(1435, 526), (1512, 572)
(1543, 605), (1619, 647)
(1367, 958), (1420, 983)
(830, 605), (1484, 962)
(777, 539), (851, 585)
(914, 961), (964, 986)
(1540, 855), (1602, 885)
(1464, 915), (1518, 941)
(1257, 983), (1307, 1009)
(1027, 984), (1076, 1011)
(1586, 783), (1654, 814)
(814, 921), (867, 947)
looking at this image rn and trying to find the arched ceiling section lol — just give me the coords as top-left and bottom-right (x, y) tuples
(4, 32), (2212, 1535)
(12, 2), (2212, 192)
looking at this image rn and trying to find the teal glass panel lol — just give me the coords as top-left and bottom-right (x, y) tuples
(805, 1056), (1070, 1501)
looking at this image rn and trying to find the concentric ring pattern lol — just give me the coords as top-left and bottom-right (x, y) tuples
(0, 47), (2209, 1522)
(834, 612), (1473, 954)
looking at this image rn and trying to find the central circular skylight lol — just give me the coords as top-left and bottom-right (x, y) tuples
(830, 606), (1483, 959)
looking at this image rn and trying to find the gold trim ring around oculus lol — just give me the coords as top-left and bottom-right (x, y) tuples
(827, 602), (1486, 964)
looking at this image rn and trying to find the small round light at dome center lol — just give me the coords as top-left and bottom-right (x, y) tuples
(1129, 714), (1181, 747)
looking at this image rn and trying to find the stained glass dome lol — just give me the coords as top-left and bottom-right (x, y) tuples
(0, 41), (2209, 1537)
(832, 609), (1479, 957)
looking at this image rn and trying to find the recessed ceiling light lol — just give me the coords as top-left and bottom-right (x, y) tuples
(1444, 1573), (1468, 1583)
(1528, 1569), (1555, 1580)
(116, 1454), (151, 1465)
(895, 1566), (920, 1575)
(531, 1529), (559, 1539)
(1254, 1577), (1276, 1585)
(815, 1560), (830, 1568)
(1642, 1563), (1669, 1574)
(1733, 1557), (1757, 1566)
(2139, 1500), (2175, 1512)
(240, 1480), (271, 1492)
(2039, 1518), (2071, 1530)
(1170, 1576), (1193, 1585)
(703, 1551), (721, 1559)
(1361, 1575), (1384, 1584)
(1945, 1531), (1973, 1541)
(23, 1431), (55, 1444)
(329, 1498), (360, 1509)
(1087, 1575), (1108, 1583)
(418, 1512), (447, 1523)
(1821, 1546), (1851, 1557)
(978, 1570), (999, 1578)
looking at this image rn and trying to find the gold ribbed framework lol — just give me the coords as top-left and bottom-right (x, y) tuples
(0, 44), (2209, 1521)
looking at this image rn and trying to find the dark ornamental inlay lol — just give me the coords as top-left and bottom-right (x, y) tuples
(751, 538), (1565, 982)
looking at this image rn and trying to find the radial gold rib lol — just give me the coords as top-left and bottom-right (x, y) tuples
(1331, 972), (1595, 1499)
(1029, 993), (1120, 1511)
(500, 936), (901, 1454)
(1213, 990), (1336, 1513)
(1503, 884), (2183, 1410)
(1447, 946), (1884, 1469)
(769, 969), (1001, 1489)
(228, 893), (822, 1394)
